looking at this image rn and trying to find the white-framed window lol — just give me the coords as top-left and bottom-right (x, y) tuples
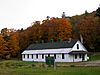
(75, 54), (77, 59)
(48, 54), (50, 57)
(23, 54), (25, 58)
(54, 54), (56, 59)
(77, 44), (79, 49)
(36, 54), (38, 59)
(62, 53), (64, 59)
(79, 54), (82, 58)
(27, 54), (29, 58)
(42, 54), (44, 59)
(31, 54), (33, 59)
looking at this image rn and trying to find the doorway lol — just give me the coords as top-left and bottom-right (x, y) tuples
(82, 54), (85, 61)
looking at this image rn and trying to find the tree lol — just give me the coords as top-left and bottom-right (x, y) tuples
(0, 28), (20, 59)
(85, 10), (89, 16)
(41, 17), (72, 41)
(96, 6), (100, 17)
(1, 28), (8, 36)
(30, 21), (42, 43)
(77, 16), (98, 51)
(7, 32), (20, 57)
(0, 35), (6, 58)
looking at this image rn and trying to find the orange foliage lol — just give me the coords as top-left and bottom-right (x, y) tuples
(41, 18), (72, 41)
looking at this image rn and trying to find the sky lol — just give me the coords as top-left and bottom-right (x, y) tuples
(0, 0), (100, 30)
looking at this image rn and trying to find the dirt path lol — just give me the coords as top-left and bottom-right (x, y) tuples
(82, 60), (100, 67)
(57, 60), (100, 67)
(86, 60), (100, 63)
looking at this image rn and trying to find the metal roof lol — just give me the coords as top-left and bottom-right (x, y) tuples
(26, 40), (78, 50)
(68, 51), (88, 54)
(22, 48), (72, 54)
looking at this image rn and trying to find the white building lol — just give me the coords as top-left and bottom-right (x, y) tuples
(22, 40), (89, 62)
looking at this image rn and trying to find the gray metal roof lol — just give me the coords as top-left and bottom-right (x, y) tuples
(68, 51), (88, 54)
(26, 40), (78, 50)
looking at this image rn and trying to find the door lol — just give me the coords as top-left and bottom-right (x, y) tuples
(82, 54), (85, 61)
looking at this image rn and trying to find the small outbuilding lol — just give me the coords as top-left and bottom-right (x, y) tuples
(22, 40), (89, 62)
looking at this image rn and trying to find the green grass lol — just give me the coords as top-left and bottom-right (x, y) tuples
(0, 66), (100, 75)
(0, 53), (100, 75)
(0, 60), (100, 75)
(89, 52), (100, 61)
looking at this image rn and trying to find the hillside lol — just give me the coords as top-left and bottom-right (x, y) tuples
(0, 9), (100, 59)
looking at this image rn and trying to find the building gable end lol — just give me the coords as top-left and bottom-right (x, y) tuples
(71, 41), (87, 51)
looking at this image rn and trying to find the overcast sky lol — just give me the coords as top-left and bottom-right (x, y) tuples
(0, 0), (100, 30)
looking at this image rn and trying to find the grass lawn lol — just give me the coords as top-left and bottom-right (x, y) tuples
(89, 52), (100, 61)
(0, 66), (100, 75)
(0, 53), (100, 75)
(0, 60), (100, 75)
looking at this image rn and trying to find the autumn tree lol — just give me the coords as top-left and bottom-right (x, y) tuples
(7, 32), (20, 57)
(41, 17), (72, 41)
(95, 7), (100, 51)
(77, 16), (99, 51)
(18, 30), (29, 52)
(1, 28), (8, 36)
(0, 35), (7, 58)
(0, 28), (20, 59)
(31, 21), (42, 43)
(41, 19), (51, 42)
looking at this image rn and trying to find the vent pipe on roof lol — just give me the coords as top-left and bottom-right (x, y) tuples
(35, 41), (38, 44)
(58, 38), (62, 42)
(80, 34), (83, 43)
(50, 39), (54, 43)
(42, 40), (44, 43)
(68, 38), (72, 43)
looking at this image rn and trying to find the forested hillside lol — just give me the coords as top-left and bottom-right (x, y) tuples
(0, 9), (100, 59)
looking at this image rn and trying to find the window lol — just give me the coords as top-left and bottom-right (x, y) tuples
(36, 54), (38, 59)
(75, 54), (77, 59)
(54, 54), (56, 59)
(27, 54), (29, 58)
(48, 54), (50, 57)
(42, 54), (44, 59)
(32, 54), (33, 59)
(23, 54), (25, 58)
(77, 44), (79, 49)
(62, 53), (64, 59)
(79, 54), (81, 58)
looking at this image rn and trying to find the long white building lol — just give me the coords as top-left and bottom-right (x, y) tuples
(22, 40), (89, 62)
